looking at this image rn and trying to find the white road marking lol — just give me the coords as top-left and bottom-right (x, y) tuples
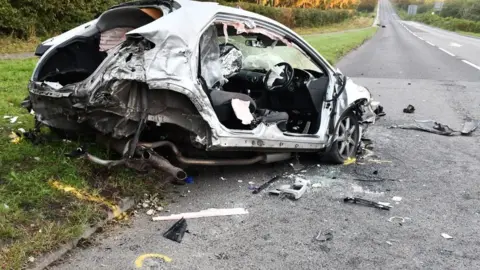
(439, 48), (455, 57)
(426, 41), (435, 46)
(418, 37), (424, 41)
(449, 42), (462, 47)
(462, 60), (480, 71)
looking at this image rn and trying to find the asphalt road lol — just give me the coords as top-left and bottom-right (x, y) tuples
(49, 1), (480, 269)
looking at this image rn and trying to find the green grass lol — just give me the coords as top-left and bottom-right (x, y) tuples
(0, 26), (378, 268)
(305, 27), (377, 64)
(0, 59), (165, 269)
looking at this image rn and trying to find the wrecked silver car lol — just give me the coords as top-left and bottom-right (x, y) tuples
(24, 0), (379, 180)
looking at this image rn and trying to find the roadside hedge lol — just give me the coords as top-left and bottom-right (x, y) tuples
(407, 13), (480, 34)
(0, 0), (355, 38)
(0, 0), (125, 38)
(233, 2), (355, 28)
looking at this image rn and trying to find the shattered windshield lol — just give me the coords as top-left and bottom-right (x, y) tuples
(218, 35), (321, 73)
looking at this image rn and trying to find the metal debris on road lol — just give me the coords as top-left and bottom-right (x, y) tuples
(152, 208), (249, 221)
(268, 177), (311, 200)
(441, 233), (453, 239)
(315, 230), (333, 242)
(389, 119), (479, 136)
(252, 175), (280, 194)
(403, 104), (415, 113)
(392, 196), (402, 202)
(343, 197), (392, 210)
(163, 218), (187, 243)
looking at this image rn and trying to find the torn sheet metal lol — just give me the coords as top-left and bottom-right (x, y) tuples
(231, 99), (254, 125)
(389, 119), (479, 136)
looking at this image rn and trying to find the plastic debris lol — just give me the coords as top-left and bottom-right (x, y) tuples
(237, 180), (243, 183)
(163, 218), (188, 243)
(3, 204), (9, 209)
(315, 230), (333, 242)
(153, 208), (249, 221)
(312, 183), (322, 188)
(344, 157), (356, 165)
(392, 196), (402, 202)
(185, 176), (194, 184)
(388, 216), (406, 223)
(344, 197), (391, 210)
(28, 256), (35, 263)
(9, 132), (21, 144)
(33, 157), (40, 161)
(403, 104), (415, 113)
(220, 177), (226, 181)
(441, 233), (453, 239)
(18, 128), (26, 133)
(269, 177), (310, 200)
(146, 209), (155, 216)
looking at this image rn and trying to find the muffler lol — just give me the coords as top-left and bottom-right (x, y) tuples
(142, 150), (188, 180)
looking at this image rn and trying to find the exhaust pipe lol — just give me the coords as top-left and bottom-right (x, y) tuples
(143, 151), (188, 180)
(138, 141), (291, 166)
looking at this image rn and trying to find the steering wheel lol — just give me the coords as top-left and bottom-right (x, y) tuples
(264, 62), (294, 91)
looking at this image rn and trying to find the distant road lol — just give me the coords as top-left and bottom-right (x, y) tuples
(338, 0), (480, 81)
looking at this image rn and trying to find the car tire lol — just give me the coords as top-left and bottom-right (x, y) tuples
(325, 111), (360, 164)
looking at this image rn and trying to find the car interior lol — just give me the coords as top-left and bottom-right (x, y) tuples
(34, 5), (167, 85)
(200, 23), (330, 135)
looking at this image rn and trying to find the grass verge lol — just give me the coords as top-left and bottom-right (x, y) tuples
(294, 14), (375, 35)
(305, 27), (377, 64)
(0, 37), (41, 55)
(0, 59), (165, 269)
(0, 26), (377, 268)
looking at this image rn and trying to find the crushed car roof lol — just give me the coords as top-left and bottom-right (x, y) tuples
(128, 0), (290, 42)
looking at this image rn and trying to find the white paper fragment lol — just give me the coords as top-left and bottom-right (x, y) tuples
(44, 81), (63, 90)
(33, 157), (40, 161)
(3, 115), (12, 119)
(9, 116), (18, 123)
(152, 208), (249, 221)
(392, 196), (402, 202)
(231, 99), (254, 125)
(18, 128), (26, 133)
(441, 233), (453, 239)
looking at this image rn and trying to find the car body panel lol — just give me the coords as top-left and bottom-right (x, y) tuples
(27, 0), (378, 154)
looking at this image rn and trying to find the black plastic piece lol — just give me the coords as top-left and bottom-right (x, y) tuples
(163, 218), (187, 243)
